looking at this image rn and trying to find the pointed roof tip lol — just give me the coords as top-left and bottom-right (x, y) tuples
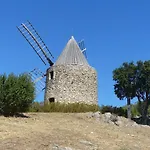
(71, 36), (74, 40)
(54, 36), (89, 66)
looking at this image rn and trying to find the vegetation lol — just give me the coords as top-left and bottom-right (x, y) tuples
(29, 102), (100, 113)
(131, 101), (150, 117)
(0, 73), (35, 116)
(113, 62), (136, 119)
(1, 60), (150, 125)
(100, 105), (127, 117)
(29, 101), (150, 120)
(113, 60), (150, 124)
(100, 103), (150, 118)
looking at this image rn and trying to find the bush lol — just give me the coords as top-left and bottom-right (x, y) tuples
(28, 102), (43, 112)
(100, 105), (127, 117)
(29, 102), (100, 113)
(148, 106), (150, 116)
(131, 104), (140, 117)
(0, 73), (35, 116)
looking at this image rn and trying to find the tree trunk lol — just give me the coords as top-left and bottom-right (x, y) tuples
(137, 95), (142, 116)
(127, 98), (131, 119)
(142, 100), (149, 125)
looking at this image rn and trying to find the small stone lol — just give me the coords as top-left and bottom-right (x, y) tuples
(80, 140), (93, 146)
(93, 112), (101, 118)
(52, 144), (73, 150)
(64, 147), (72, 150)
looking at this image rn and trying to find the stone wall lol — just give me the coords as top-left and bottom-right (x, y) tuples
(44, 65), (98, 105)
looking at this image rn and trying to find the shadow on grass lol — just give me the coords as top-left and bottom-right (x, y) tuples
(0, 113), (30, 118)
(14, 113), (30, 118)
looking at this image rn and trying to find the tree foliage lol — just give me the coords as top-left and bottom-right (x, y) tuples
(0, 73), (35, 116)
(113, 60), (150, 124)
(113, 62), (136, 118)
(135, 61), (150, 123)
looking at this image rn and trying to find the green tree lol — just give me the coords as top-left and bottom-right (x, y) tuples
(135, 61), (150, 124)
(113, 60), (150, 124)
(0, 73), (35, 116)
(0, 74), (7, 113)
(113, 62), (137, 119)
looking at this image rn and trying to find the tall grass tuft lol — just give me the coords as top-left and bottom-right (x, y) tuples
(29, 102), (100, 113)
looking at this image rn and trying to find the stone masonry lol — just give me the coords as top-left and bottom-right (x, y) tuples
(44, 64), (98, 104)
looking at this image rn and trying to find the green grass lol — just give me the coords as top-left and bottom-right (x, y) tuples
(29, 102), (100, 113)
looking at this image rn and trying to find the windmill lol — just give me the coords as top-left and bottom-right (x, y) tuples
(17, 21), (87, 96)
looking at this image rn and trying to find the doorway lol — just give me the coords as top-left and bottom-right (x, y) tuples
(49, 97), (55, 103)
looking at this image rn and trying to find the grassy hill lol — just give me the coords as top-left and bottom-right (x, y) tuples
(0, 113), (150, 150)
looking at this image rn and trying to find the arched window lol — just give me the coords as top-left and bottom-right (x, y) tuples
(49, 71), (54, 80)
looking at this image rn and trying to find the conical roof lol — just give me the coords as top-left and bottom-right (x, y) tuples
(54, 36), (89, 66)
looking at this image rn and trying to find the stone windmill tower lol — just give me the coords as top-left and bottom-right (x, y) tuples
(44, 36), (98, 104)
(17, 21), (97, 104)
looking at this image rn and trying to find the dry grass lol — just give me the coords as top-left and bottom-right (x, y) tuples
(0, 113), (150, 150)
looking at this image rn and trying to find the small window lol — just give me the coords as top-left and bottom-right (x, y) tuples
(49, 97), (55, 103)
(50, 71), (54, 80)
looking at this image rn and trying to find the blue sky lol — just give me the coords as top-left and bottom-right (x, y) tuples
(1, 0), (150, 106)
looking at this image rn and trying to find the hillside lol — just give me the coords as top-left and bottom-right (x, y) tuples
(0, 113), (150, 150)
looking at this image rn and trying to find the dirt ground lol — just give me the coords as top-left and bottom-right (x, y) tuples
(0, 113), (150, 150)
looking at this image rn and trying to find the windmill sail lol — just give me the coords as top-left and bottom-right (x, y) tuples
(17, 21), (54, 66)
(29, 68), (46, 95)
(78, 39), (87, 59)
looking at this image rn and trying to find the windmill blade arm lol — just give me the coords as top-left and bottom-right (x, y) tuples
(17, 21), (54, 66)
(78, 39), (87, 59)
(27, 21), (54, 59)
(17, 26), (47, 65)
(28, 68), (46, 96)
(81, 48), (86, 53)
(21, 23), (51, 63)
(33, 76), (45, 83)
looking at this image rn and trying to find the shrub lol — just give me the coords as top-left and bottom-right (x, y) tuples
(148, 106), (150, 116)
(100, 105), (127, 117)
(131, 104), (140, 117)
(28, 102), (43, 112)
(0, 73), (35, 116)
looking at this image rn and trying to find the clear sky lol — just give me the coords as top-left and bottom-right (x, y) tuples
(1, 0), (150, 106)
